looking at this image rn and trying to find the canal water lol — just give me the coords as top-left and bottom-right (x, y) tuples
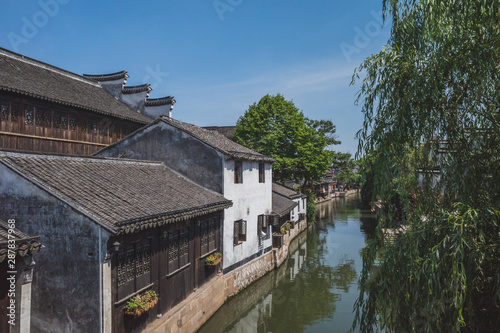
(198, 194), (376, 333)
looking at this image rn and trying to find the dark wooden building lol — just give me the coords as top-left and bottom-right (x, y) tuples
(0, 48), (175, 156)
(0, 151), (231, 333)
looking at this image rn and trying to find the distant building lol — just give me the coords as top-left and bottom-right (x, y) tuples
(272, 183), (307, 226)
(0, 151), (231, 333)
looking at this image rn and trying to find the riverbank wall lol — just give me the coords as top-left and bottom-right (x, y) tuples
(314, 189), (358, 203)
(143, 220), (309, 333)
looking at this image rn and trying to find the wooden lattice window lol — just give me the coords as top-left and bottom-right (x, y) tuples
(53, 112), (61, 128)
(10, 104), (18, 122)
(168, 228), (190, 273)
(25, 106), (34, 125)
(200, 220), (209, 255)
(61, 114), (68, 130)
(117, 239), (152, 300)
(1, 103), (8, 121)
(259, 163), (265, 183)
(98, 123), (105, 135)
(234, 161), (243, 184)
(80, 119), (87, 133)
(43, 111), (52, 127)
(117, 251), (128, 287)
(234, 220), (247, 245)
(69, 115), (76, 131)
(168, 231), (179, 273)
(208, 219), (216, 252)
(35, 108), (43, 126)
(179, 229), (189, 267)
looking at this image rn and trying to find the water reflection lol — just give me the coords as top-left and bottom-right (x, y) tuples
(198, 194), (376, 333)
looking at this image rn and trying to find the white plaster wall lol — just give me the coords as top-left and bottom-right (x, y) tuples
(222, 159), (273, 270)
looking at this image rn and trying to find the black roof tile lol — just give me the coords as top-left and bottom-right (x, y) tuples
(160, 117), (275, 163)
(0, 48), (152, 124)
(0, 152), (232, 234)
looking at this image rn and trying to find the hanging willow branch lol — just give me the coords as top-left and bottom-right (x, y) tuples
(352, 0), (500, 332)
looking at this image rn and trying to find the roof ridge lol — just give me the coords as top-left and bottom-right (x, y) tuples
(145, 96), (176, 106)
(0, 47), (100, 87)
(122, 84), (152, 94)
(159, 117), (273, 160)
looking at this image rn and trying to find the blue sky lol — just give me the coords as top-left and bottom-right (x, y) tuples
(0, 0), (389, 154)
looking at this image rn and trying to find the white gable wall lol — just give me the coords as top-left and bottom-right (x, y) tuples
(222, 159), (273, 271)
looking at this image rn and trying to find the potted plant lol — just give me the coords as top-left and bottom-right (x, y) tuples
(205, 252), (222, 266)
(284, 222), (291, 231)
(280, 226), (286, 235)
(124, 290), (159, 317)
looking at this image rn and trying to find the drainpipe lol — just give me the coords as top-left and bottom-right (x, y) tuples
(99, 226), (103, 333)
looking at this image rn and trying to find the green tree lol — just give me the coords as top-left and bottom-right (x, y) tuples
(234, 94), (338, 186)
(352, 1), (500, 332)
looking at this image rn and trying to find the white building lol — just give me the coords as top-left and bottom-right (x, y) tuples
(272, 183), (307, 225)
(96, 116), (275, 273)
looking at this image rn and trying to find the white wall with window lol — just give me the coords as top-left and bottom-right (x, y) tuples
(222, 158), (273, 272)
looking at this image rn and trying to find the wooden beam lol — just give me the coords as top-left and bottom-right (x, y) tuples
(0, 131), (108, 147)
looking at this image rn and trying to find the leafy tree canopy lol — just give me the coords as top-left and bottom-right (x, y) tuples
(352, 0), (500, 332)
(233, 94), (339, 186)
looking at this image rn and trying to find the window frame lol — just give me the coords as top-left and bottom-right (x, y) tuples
(116, 238), (152, 301)
(259, 162), (265, 183)
(257, 214), (270, 239)
(233, 219), (247, 245)
(234, 160), (243, 184)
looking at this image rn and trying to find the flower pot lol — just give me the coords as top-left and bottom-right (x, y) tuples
(205, 256), (222, 266)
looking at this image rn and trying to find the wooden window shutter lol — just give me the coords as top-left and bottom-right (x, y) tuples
(179, 228), (189, 267)
(240, 220), (247, 242)
(208, 219), (216, 251)
(257, 215), (263, 236)
(234, 221), (239, 245)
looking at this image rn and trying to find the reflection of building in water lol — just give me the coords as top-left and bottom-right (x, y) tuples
(227, 294), (273, 333)
(289, 241), (307, 281)
(220, 234), (308, 333)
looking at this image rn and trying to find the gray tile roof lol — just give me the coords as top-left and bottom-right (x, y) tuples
(0, 152), (232, 234)
(0, 48), (152, 124)
(272, 192), (298, 217)
(272, 183), (304, 199)
(160, 117), (275, 163)
(0, 219), (42, 262)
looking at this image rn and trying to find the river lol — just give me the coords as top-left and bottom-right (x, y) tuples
(198, 194), (376, 333)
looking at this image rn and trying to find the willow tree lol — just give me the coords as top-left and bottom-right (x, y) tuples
(352, 1), (500, 332)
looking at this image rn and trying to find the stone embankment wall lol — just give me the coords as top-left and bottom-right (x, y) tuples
(144, 220), (308, 333)
(315, 189), (358, 203)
